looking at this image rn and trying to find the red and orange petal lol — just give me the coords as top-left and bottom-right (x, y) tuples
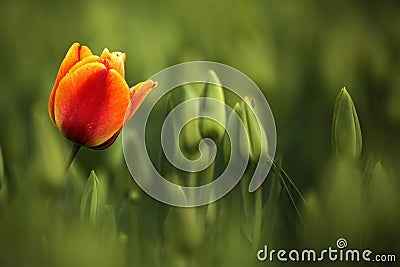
(49, 43), (92, 123)
(54, 62), (131, 147)
(125, 80), (158, 122)
(100, 48), (126, 78)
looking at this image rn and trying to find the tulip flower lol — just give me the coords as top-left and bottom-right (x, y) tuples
(48, 42), (157, 150)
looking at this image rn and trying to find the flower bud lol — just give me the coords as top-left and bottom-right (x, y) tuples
(80, 170), (105, 224)
(48, 43), (157, 149)
(199, 70), (226, 143)
(331, 87), (362, 158)
(223, 98), (267, 165)
(240, 97), (267, 163)
(170, 84), (203, 158)
(223, 102), (246, 164)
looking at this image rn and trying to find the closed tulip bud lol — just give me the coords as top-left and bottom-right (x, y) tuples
(240, 97), (266, 164)
(199, 70), (226, 143)
(48, 43), (157, 149)
(170, 84), (203, 157)
(223, 102), (246, 164)
(223, 99), (267, 165)
(331, 87), (362, 158)
(80, 170), (105, 224)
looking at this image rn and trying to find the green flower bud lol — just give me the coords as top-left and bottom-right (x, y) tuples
(223, 99), (267, 165)
(170, 84), (203, 158)
(240, 97), (267, 163)
(331, 87), (362, 158)
(80, 170), (105, 224)
(223, 102), (246, 164)
(199, 70), (226, 143)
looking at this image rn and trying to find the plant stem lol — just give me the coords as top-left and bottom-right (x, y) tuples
(65, 143), (81, 172)
(252, 186), (262, 252)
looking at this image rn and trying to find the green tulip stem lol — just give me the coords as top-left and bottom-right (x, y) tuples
(65, 143), (81, 172)
(252, 185), (262, 252)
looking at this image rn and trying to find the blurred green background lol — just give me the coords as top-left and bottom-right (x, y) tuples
(0, 0), (399, 266)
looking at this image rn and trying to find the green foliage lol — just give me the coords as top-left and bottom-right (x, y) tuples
(299, 87), (399, 266)
(1, 1), (399, 266)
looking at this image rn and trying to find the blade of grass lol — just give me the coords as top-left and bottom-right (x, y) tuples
(267, 156), (305, 220)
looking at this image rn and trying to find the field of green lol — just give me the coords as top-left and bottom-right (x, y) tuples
(0, 1), (399, 266)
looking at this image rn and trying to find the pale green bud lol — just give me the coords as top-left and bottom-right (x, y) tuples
(199, 70), (226, 143)
(171, 84), (203, 158)
(80, 170), (105, 224)
(240, 97), (267, 163)
(223, 99), (267, 165)
(331, 87), (362, 158)
(223, 102), (246, 164)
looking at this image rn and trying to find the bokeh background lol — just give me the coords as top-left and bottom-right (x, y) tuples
(0, 0), (399, 266)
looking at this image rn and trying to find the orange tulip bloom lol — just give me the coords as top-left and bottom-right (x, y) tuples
(48, 42), (157, 149)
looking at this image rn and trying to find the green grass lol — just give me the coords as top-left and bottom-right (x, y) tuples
(0, 1), (399, 266)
